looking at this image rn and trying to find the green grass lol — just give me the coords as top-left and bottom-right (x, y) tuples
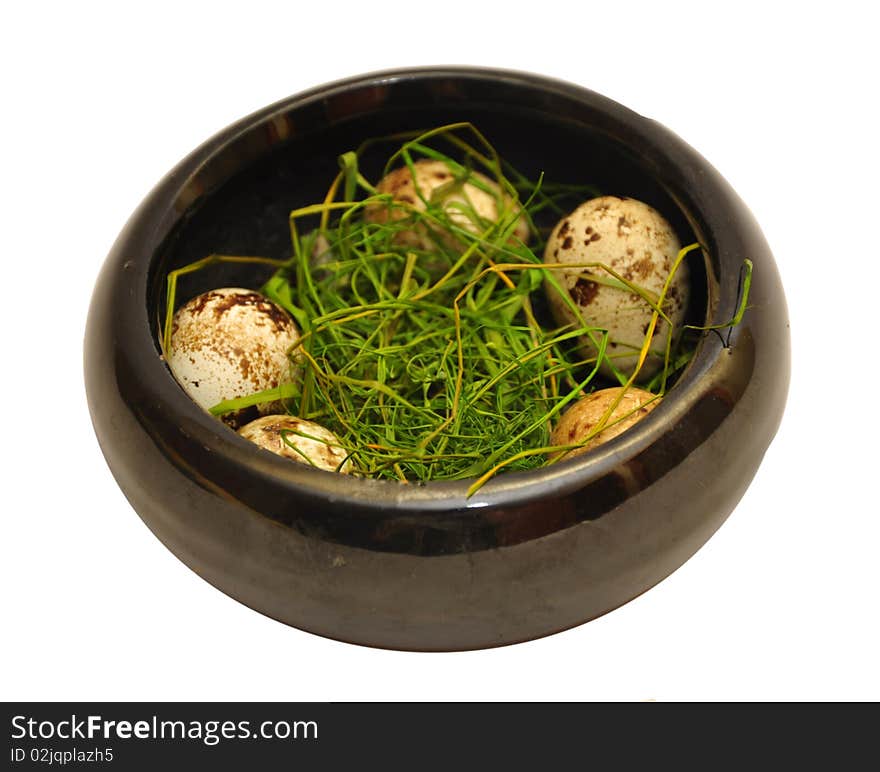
(162, 123), (743, 490)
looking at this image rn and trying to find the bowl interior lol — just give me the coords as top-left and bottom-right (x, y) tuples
(146, 73), (713, 501)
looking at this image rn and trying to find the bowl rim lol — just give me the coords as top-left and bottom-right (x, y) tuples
(107, 65), (740, 513)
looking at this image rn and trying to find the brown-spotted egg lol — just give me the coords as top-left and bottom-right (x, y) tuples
(549, 386), (660, 460)
(544, 196), (690, 379)
(238, 415), (354, 473)
(168, 288), (300, 423)
(364, 159), (529, 252)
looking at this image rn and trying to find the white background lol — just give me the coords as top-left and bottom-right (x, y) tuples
(3, 1), (877, 701)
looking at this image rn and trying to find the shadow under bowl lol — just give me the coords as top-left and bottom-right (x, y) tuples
(84, 67), (790, 651)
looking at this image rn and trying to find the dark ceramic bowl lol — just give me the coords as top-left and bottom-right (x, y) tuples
(84, 67), (789, 651)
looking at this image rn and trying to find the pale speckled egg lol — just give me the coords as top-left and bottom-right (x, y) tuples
(168, 288), (300, 419)
(543, 196), (690, 379)
(549, 386), (660, 460)
(364, 159), (529, 251)
(238, 415), (355, 474)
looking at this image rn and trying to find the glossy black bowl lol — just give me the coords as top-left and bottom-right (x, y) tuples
(84, 67), (790, 651)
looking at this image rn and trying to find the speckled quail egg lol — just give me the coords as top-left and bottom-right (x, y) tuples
(365, 159), (530, 251)
(238, 415), (355, 473)
(168, 288), (300, 422)
(543, 196), (690, 379)
(549, 386), (660, 460)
